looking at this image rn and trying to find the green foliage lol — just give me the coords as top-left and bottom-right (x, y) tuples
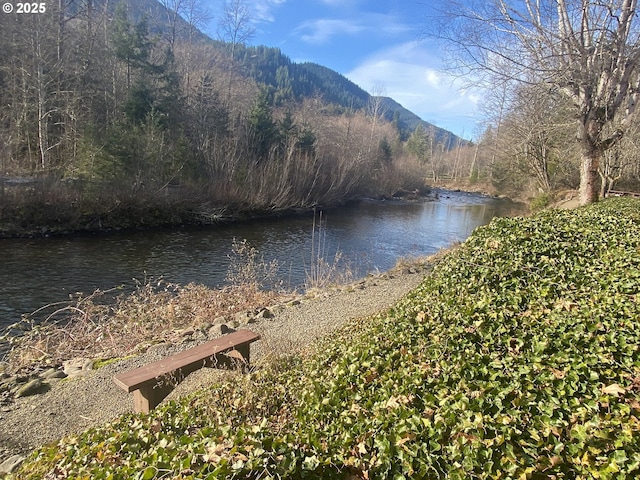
(378, 137), (393, 165)
(12, 200), (640, 479)
(112, 4), (152, 72)
(530, 192), (553, 211)
(247, 91), (278, 162)
(68, 134), (124, 181)
(231, 41), (459, 146)
(296, 198), (640, 478)
(124, 82), (155, 124)
(406, 124), (430, 162)
(235, 43), (371, 111)
(296, 126), (317, 156)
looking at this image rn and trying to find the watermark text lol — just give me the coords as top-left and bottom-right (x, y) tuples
(3, 3), (47, 14)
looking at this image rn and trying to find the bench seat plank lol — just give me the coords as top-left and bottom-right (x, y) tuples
(113, 329), (260, 412)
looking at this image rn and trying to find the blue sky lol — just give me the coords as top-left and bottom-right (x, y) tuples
(202, 0), (483, 139)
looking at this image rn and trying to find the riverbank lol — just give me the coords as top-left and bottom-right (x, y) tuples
(0, 260), (432, 466)
(0, 190), (523, 336)
(0, 188), (434, 240)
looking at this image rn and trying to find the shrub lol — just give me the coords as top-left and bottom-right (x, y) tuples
(529, 191), (553, 211)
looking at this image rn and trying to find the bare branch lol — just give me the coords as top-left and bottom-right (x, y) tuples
(423, 0), (640, 204)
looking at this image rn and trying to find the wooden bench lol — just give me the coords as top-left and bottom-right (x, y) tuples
(113, 329), (260, 413)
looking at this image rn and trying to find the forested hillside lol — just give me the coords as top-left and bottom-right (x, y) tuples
(0, 0), (464, 237)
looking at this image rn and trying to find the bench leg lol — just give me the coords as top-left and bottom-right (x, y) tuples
(214, 347), (250, 372)
(133, 382), (175, 413)
(126, 341), (256, 413)
(230, 344), (250, 364)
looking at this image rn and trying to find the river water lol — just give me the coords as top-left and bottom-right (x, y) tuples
(0, 191), (523, 330)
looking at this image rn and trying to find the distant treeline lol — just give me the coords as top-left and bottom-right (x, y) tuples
(0, 1), (450, 235)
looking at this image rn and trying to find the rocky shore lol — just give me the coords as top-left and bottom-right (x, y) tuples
(0, 264), (430, 474)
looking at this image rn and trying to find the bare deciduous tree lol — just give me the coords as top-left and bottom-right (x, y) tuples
(502, 84), (576, 192)
(366, 83), (387, 155)
(427, 0), (640, 204)
(217, 0), (255, 103)
(217, 0), (255, 61)
(599, 117), (640, 195)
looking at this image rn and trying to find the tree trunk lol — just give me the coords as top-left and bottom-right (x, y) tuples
(468, 143), (479, 179)
(34, 28), (49, 170)
(599, 176), (609, 199)
(579, 150), (600, 205)
(578, 116), (606, 205)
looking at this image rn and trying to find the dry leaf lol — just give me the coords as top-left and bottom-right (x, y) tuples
(602, 383), (626, 396)
(385, 396), (400, 409)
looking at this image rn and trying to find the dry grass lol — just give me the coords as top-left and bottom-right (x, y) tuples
(1, 281), (285, 374)
(225, 238), (282, 291)
(1, 237), (297, 374)
(0, 235), (434, 375)
(390, 254), (436, 274)
(304, 210), (355, 290)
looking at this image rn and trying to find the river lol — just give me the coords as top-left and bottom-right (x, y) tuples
(0, 191), (523, 330)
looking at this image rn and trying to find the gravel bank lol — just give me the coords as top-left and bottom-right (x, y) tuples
(0, 267), (428, 463)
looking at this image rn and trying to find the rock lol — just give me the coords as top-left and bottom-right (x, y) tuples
(192, 330), (207, 341)
(213, 316), (226, 324)
(268, 304), (285, 315)
(63, 358), (94, 377)
(0, 376), (19, 389)
(234, 311), (253, 325)
(179, 328), (195, 338)
(256, 308), (273, 319)
(0, 454), (26, 474)
(208, 324), (233, 338)
(41, 368), (67, 380)
(16, 378), (48, 397)
(198, 322), (213, 332)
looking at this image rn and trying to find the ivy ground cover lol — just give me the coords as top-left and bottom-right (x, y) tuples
(11, 198), (640, 479)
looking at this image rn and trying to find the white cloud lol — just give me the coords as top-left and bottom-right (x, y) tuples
(294, 13), (411, 45)
(250, 0), (286, 23)
(424, 69), (441, 88)
(295, 18), (364, 44)
(346, 41), (485, 138)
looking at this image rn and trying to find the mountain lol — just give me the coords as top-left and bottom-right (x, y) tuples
(378, 97), (462, 148)
(228, 45), (466, 146)
(79, 0), (466, 146)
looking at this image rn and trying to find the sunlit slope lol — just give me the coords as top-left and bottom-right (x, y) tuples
(13, 198), (640, 479)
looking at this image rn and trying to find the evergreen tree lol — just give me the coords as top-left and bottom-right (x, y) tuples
(112, 3), (152, 90)
(247, 91), (278, 162)
(406, 125), (429, 162)
(296, 126), (317, 156)
(378, 137), (393, 165)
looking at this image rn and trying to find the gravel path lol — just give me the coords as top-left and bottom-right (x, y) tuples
(0, 268), (428, 463)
